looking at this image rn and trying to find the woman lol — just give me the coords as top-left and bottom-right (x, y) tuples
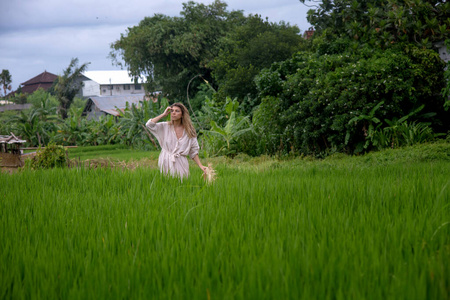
(146, 103), (207, 179)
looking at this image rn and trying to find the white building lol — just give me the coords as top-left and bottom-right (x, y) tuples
(79, 70), (147, 97)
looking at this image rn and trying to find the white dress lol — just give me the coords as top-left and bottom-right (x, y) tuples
(146, 119), (200, 179)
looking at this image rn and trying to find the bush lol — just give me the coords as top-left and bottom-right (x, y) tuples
(372, 121), (443, 149)
(25, 143), (68, 169)
(254, 45), (446, 156)
(26, 89), (59, 109)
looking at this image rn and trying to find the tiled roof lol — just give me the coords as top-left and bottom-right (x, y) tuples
(20, 82), (54, 94)
(21, 71), (57, 86)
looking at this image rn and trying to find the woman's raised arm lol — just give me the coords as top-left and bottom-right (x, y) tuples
(150, 106), (172, 124)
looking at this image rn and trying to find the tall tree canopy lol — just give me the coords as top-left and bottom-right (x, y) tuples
(110, 0), (246, 101)
(247, 0), (450, 156)
(300, 0), (450, 48)
(210, 14), (304, 107)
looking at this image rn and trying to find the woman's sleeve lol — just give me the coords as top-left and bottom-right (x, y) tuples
(146, 119), (165, 141)
(189, 138), (200, 159)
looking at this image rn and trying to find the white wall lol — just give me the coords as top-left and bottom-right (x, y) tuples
(82, 80), (100, 97)
(99, 83), (144, 96)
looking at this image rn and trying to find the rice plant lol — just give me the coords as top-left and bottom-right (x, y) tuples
(1, 157), (449, 299)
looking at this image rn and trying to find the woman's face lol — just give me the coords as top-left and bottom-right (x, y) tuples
(170, 106), (183, 122)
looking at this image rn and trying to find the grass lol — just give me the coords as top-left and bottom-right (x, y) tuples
(1, 142), (449, 299)
(67, 144), (160, 161)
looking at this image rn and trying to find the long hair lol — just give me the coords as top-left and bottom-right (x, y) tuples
(168, 102), (197, 138)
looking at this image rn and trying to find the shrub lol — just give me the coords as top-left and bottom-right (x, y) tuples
(25, 143), (68, 169)
(254, 45), (446, 156)
(372, 121), (443, 149)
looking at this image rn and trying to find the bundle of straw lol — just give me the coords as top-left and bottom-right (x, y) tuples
(202, 163), (217, 184)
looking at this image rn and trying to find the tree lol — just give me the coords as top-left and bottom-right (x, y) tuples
(254, 46), (446, 155)
(0, 69), (12, 97)
(52, 58), (90, 119)
(210, 14), (304, 109)
(299, 0), (450, 48)
(110, 0), (246, 101)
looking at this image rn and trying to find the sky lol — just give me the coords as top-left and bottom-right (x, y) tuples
(0, 0), (312, 91)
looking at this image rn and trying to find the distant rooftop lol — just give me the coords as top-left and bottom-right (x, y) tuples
(20, 71), (58, 94)
(83, 94), (147, 117)
(21, 71), (57, 86)
(82, 70), (146, 85)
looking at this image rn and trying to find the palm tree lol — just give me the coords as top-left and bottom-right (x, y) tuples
(0, 69), (12, 98)
(53, 58), (90, 119)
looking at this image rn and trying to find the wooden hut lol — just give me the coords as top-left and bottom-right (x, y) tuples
(0, 133), (27, 169)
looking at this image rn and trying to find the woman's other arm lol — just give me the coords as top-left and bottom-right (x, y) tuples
(192, 154), (207, 173)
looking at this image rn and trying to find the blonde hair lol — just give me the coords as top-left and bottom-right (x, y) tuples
(168, 102), (197, 138)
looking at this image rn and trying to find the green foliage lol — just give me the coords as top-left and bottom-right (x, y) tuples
(197, 97), (256, 157)
(55, 107), (123, 147)
(188, 83), (215, 113)
(52, 58), (90, 119)
(2, 146), (449, 299)
(211, 14), (303, 104)
(197, 96), (239, 129)
(5, 96), (170, 149)
(10, 91), (27, 104)
(345, 101), (384, 150)
(67, 144), (159, 161)
(255, 46), (446, 155)
(372, 121), (443, 150)
(53, 107), (90, 146)
(70, 97), (87, 110)
(301, 0), (450, 48)
(0, 69), (12, 97)
(0, 110), (18, 135)
(25, 143), (68, 169)
(117, 97), (169, 149)
(26, 89), (59, 109)
(9, 103), (59, 147)
(204, 111), (252, 157)
(110, 0), (245, 100)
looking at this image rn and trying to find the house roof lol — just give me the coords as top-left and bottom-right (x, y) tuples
(21, 71), (57, 86)
(82, 70), (146, 85)
(21, 82), (54, 94)
(0, 134), (27, 144)
(19, 71), (58, 94)
(84, 94), (147, 116)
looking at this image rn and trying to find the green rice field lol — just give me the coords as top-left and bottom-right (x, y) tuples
(1, 143), (449, 299)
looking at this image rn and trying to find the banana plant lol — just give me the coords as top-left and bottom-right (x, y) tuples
(345, 101), (384, 149)
(10, 101), (59, 146)
(205, 111), (253, 156)
(117, 97), (168, 148)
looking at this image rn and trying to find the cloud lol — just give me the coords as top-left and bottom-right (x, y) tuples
(1, 0), (310, 30)
(0, 0), (311, 90)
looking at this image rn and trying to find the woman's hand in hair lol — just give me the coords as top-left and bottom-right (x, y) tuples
(163, 106), (172, 117)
